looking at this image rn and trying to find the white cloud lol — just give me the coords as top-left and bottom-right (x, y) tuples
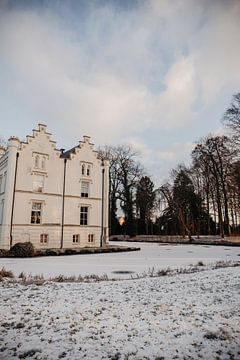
(125, 136), (194, 186)
(0, 0), (239, 181)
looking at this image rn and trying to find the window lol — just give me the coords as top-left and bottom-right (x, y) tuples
(88, 234), (94, 243)
(87, 165), (90, 176)
(40, 234), (48, 243)
(0, 200), (4, 225)
(3, 172), (7, 192)
(80, 206), (88, 225)
(35, 155), (40, 169)
(73, 234), (80, 243)
(33, 175), (44, 192)
(81, 164), (85, 175)
(42, 157), (46, 170)
(81, 181), (89, 198)
(0, 175), (2, 193)
(31, 202), (42, 224)
(33, 153), (48, 170)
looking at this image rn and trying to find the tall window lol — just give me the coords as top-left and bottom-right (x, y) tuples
(0, 200), (4, 225)
(31, 202), (42, 224)
(81, 181), (89, 198)
(3, 172), (7, 192)
(80, 206), (88, 225)
(33, 175), (44, 192)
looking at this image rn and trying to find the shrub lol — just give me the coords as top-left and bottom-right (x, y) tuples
(9, 242), (35, 258)
(0, 267), (14, 278)
(0, 249), (9, 257)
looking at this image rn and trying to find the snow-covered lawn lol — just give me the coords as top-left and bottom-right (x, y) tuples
(0, 242), (239, 279)
(0, 267), (239, 360)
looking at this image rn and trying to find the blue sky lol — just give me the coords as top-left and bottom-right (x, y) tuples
(0, 0), (240, 185)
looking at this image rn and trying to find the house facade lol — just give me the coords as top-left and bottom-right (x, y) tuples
(0, 124), (109, 250)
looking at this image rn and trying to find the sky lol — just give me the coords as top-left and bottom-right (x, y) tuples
(0, 0), (240, 185)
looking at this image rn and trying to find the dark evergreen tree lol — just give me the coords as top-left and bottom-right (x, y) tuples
(136, 176), (155, 234)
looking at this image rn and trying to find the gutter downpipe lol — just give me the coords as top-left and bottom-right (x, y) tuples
(10, 152), (19, 248)
(61, 158), (67, 249)
(100, 162), (105, 247)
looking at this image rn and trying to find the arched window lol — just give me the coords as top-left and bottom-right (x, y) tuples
(81, 164), (85, 175)
(87, 165), (90, 176)
(35, 155), (39, 169)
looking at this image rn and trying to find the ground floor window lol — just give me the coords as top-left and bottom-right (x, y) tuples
(40, 233), (48, 243)
(73, 234), (80, 243)
(31, 202), (42, 224)
(88, 234), (95, 243)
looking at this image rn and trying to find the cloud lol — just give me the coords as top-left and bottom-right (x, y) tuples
(125, 136), (194, 186)
(0, 0), (239, 181)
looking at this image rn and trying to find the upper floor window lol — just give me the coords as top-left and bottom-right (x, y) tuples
(81, 163), (92, 176)
(87, 165), (91, 176)
(31, 202), (42, 224)
(0, 200), (4, 225)
(33, 153), (48, 171)
(81, 164), (85, 175)
(3, 172), (7, 192)
(33, 175), (44, 193)
(81, 181), (89, 198)
(80, 206), (88, 225)
(35, 155), (40, 169)
(42, 157), (46, 170)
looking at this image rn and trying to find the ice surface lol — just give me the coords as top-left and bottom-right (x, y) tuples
(0, 241), (239, 279)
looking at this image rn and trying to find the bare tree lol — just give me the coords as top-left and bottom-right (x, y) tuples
(99, 145), (143, 236)
(223, 93), (240, 148)
(192, 136), (237, 237)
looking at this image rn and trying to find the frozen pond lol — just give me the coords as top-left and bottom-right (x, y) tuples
(0, 241), (239, 279)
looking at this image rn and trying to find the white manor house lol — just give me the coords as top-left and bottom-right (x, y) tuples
(0, 124), (109, 250)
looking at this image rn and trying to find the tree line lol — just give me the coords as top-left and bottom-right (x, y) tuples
(101, 93), (240, 238)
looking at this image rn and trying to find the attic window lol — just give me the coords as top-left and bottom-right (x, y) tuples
(42, 157), (46, 170)
(87, 165), (91, 176)
(35, 155), (40, 169)
(81, 164), (85, 175)
(33, 153), (48, 170)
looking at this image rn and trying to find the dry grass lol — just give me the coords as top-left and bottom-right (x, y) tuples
(0, 267), (14, 281)
(0, 260), (239, 286)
